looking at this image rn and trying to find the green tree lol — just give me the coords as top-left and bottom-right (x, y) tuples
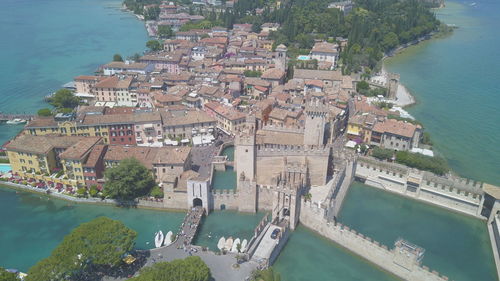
(48, 89), (80, 109)
(356, 80), (369, 92)
(37, 108), (52, 117)
(26, 217), (137, 281)
(113, 54), (124, 62)
(244, 70), (262, 77)
(129, 53), (142, 62)
(146, 40), (162, 51)
(0, 267), (18, 281)
(157, 25), (174, 38)
(371, 147), (393, 160)
(150, 185), (164, 198)
(89, 184), (99, 197)
(251, 267), (281, 281)
(104, 158), (155, 200)
(381, 32), (399, 51)
(129, 256), (211, 281)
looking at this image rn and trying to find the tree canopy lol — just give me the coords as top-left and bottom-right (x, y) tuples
(0, 267), (18, 281)
(113, 54), (124, 62)
(26, 217), (137, 281)
(129, 256), (211, 281)
(37, 108), (52, 117)
(251, 267), (281, 281)
(146, 40), (162, 51)
(157, 25), (174, 38)
(104, 158), (155, 200)
(47, 89), (80, 110)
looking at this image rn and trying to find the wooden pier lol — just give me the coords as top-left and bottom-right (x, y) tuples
(0, 113), (35, 122)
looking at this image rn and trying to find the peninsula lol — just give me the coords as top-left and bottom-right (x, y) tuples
(0, 0), (498, 280)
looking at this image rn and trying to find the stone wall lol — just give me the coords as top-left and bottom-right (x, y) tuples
(299, 200), (449, 281)
(355, 157), (484, 218)
(212, 189), (239, 210)
(257, 185), (275, 211)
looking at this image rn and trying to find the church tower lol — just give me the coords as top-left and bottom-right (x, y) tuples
(274, 44), (288, 71)
(304, 99), (329, 146)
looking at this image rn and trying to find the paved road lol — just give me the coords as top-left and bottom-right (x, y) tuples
(103, 207), (257, 281)
(190, 135), (234, 178)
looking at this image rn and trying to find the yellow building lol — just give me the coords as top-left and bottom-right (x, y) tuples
(59, 137), (103, 184)
(5, 135), (90, 182)
(24, 117), (110, 143)
(347, 113), (377, 143)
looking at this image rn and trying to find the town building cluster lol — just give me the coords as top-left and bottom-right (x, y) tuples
(2, 14), (429, 228)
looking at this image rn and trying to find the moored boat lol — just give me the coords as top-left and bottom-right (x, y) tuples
(164, 231), (173, 246)
(224, 236), (233, 251)
(217, 237), (226, 251)
(240, 239), (248, 253)
(231, 238), (240, 253)
(154, 231), (164, 248)
(6, 118), (26, 125)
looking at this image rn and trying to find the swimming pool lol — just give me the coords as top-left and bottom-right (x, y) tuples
(297, 55), (311, 60)
(0, 164), (12, 173)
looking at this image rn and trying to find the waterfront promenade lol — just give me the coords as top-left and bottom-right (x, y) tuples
(103, 206), (258, 281)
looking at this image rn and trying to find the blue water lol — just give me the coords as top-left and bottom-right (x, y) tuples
(0, 164), (12, 173)
(0, 0), (148, 145)
(0, 186), (185, 272)
(339, 182), (496, 281)
(385, 0), (500, 185)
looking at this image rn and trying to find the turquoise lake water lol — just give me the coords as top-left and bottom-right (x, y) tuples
(385, 0), (500, 186)
(0, 186), (185, 272)
(338, 182), (497, 281)
(0, 0), (498, 280)
(212, 146), (237, 190)
(0, 0), (148, 145)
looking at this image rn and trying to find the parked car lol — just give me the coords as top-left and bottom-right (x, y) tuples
(271, 228), (281, 239)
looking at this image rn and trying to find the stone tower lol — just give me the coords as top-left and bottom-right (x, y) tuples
(271, 161), (307, 229)
(274, 44), (288, 71)
(387, 72), (400, 99)
(235, 115), (258, 213)
(304, 99), (329, 146)
(235, 115), (256, 186)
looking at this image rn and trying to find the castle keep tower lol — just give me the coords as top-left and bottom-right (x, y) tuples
(304, 99), (329, 146)
(235, 115), (258, 213)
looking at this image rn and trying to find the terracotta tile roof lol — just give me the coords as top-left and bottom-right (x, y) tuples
(311, 42), (339, 54)
(94, 76), (133, 89)
(293, 69), (343, 81)
(25, 117), (58, 128)
(104, 145), (190, 168)
(59, 137), (102, 160)
(83, 144), (107, 167)
(373, 119), (420, 138)
(103, 61), (149, 69)
(6, 135), (87, 155)
(261, 68), (285, 80)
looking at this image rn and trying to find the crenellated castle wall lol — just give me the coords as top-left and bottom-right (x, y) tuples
(299, 200), (450, 281)
(355, 156), (484, 218)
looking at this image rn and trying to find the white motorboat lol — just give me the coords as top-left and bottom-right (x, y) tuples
(224, 236), (233, 251)
(217, 237), (226, 251)
(164, 231), (173, 246)
(240, 239), (248, 253)
(230, 238), (241, 253)
(6, 119), (26, 125)
(154, 231), (164, 248)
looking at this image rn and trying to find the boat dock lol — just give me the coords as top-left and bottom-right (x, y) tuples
(0, 113), (34, 122)
(103, 208), (290, 281)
